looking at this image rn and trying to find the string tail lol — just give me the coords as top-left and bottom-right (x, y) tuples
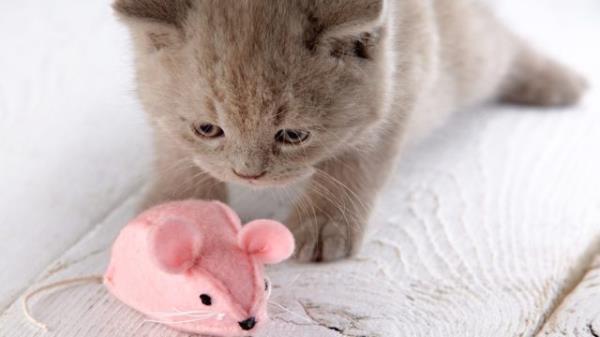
(22, 275), (104, 332)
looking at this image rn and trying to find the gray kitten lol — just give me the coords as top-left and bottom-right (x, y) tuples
(114, 0), (586, 262)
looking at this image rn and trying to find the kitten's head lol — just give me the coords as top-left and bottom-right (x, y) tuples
(115, 0), (391, 186)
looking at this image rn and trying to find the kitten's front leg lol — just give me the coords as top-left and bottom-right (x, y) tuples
(141, 166), (227, 210)
(140, 142), (227, 210)
(288, 143), (397, 262)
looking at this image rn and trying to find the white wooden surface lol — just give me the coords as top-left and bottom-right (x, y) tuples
(538, 255), (600, 337)
(0, 0), (152, 310)
(1, 0), (600, 336)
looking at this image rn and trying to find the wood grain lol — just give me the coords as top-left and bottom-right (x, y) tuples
(1, 0), (600, 337)
(2, 97), (600, 337)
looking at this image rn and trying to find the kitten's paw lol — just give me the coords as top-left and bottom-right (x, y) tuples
(291, 220), (320, 262)
(320, 222), (351, 262)
(287, 214), (360, 263)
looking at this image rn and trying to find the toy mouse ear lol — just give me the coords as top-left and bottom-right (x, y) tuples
(148, 219), (203, 274)
(238, 220), (295, 264)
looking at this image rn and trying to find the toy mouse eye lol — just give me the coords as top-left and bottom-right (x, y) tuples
(199, 294), (212, 306)
(264, 279), (270, 291)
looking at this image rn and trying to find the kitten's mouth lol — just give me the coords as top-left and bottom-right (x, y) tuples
(230, 170), (310, 188)
(232, 169), (268, 180)
(233, 174), (289, 187)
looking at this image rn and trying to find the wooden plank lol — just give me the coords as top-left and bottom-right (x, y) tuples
(536, 255), (600, 337)
(2, 94), (600, 336)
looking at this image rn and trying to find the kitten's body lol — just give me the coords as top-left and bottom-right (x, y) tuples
(115, 0), (586, 262)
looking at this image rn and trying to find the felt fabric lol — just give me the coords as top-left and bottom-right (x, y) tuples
(104, 200), (294, 337)
(238, 220), (296, 264)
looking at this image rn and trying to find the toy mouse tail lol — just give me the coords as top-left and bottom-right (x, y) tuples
(22, 275), (104, 332)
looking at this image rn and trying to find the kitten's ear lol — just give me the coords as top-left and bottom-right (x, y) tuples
(304, 0), (386, 59)
(112, 0), (192, 52)
(113, 0), (191, 26)
(307, 0), (385, 38)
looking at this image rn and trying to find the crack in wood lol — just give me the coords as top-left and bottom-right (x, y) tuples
(296, 300), (376, 337)
(589, 323), (599, 337)
(295, 300), (348, 336)
(532, 236), (600, 336)
(273, 316), (315, 327)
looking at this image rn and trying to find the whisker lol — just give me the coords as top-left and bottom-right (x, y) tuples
(143, 317), (213, 325)
(287, 274), (301, 287)
(268, 302), (313, 324)
(152, 311), (214, 318)
(314, 168), (369, 214)
(177, 308), (226, 321)
(144, 310), (226, 326)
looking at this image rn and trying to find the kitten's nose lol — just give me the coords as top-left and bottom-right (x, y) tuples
(232, 169), (267, 180)
(238, 317), (257, 331)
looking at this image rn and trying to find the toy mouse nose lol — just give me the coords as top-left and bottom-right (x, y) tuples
(238, 317), (257, 331)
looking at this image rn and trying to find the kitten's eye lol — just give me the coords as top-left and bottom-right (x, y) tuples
(193, 123), (224, 139)
(275, 129), (310, 145)
(329, 33), (374, 60)
(199, 294), (212, 306)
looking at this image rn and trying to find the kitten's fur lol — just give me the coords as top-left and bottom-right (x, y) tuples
(114, 0), (586, 262)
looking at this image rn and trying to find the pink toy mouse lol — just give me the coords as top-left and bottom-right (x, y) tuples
(104, 200), (295, 337)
